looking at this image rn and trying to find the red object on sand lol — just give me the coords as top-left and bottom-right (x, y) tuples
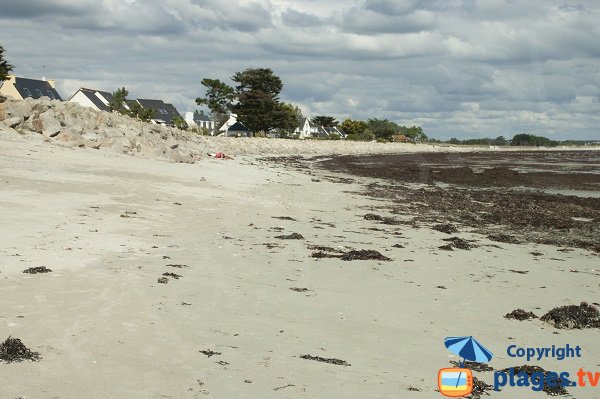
(216, 152), (223, 158)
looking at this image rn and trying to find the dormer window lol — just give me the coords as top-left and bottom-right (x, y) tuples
(35, 88), (43, 97)
(47, 90), (55, 99)
(23, 88), (32, 97)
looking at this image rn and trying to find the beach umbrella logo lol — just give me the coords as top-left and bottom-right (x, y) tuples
(438, 336), (493, 397)
(444, 336), (493, 364)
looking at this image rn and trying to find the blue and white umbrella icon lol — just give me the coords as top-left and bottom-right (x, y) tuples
(444, 336), (493, 389)
(444, 336), (493, 364)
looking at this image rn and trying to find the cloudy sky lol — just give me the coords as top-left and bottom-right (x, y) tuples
(1, 0), (599, 139)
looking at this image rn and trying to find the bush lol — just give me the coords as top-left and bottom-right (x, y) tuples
(348, 132), (374, 141)
(192, 127), (210, 136)
(328, 133), (341, 140)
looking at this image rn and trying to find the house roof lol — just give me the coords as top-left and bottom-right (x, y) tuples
(72, 88), (113, 111)
(136, 98), (182, 125)
(14, 77), (62, 100)
(193, 110), (212, 122)
(228, 121), (251, 132)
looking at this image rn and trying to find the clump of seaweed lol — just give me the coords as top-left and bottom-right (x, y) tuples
(200, 350), (221, 358)
(272, 216), (297, 221)
(23, 266), (52, 274)
(505, 309), (538, 321)
(433, 223), (459, 234)
(162, 272), (182, 280)
(364, 213), (383, 221)
(443, 237), (476, 250)
(540, 302), (600, 329)
(300, 354), (350, 366)
(0, 336), (41, 363)
(487, 234), (520, 244)
(275, 233), (304, 240)
(340, 250), (391, 261)
(290, 287), (310, 292)
(311, 251), (341, 259)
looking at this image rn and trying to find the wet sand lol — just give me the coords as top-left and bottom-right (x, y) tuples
(1, 137), (599, 398)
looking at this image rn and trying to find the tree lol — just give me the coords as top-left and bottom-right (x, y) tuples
(312, 115), (338, 127)
(195, 78), (235, 128)
(127, 101), (156, 122)
(198, 68), (299, 134)
(367, 118), (398, 141)
(341, 119), (372, 141)
(492, 136), (508, 146)
(109, 87), (129, 114)
(0, 44), (13, 82)
(395, 125), (427, 142)
(279, 102), (302, 131)
(171, 115), (188, 130)
(231, 68), (290, 133)
(109, 87), (155, 122)
(511, 133), (557, 147)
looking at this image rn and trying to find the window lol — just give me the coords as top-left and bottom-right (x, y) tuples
(35, 88), (43, 97)
(47, 90), (55, 99)
(159, 109), (168, 115)
(23, 88), (32, 97)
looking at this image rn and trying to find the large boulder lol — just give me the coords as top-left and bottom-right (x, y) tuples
(99, 136), (132, 154)
(3, 116), (22, 128)
(38, 109), (62, 137)
(0, 99), (32, 122)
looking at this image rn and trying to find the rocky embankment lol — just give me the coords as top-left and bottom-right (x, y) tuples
(0, 96), (203, 163)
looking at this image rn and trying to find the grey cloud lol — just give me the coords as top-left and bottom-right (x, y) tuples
(341, 8), (436, 34)
(281, 8), (322, 27)
(363, 0), (423, 15)
(0, 0), (95, 18)
(188, 0), (273, 32)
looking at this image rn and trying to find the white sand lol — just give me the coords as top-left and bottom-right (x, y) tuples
(1, 136), (599, 398)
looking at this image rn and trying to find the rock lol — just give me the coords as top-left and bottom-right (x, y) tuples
(82, 131), (99, 141)
(168, 149), (196, 164)
(85, 142), (101, 150)
(3, 116), (22, 128)
(39, 110), (62, 137)
(31, 100), (52, 114)
(0, 124), (19, 136)
(100, 136), (131, 154)
(9, 101), (32, 121)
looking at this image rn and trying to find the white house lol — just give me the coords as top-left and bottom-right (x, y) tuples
(184, 110), (215, 131)
(218, 114), (252, 137)
(295, 117), (328, 139)
(68, 88), (113, 111)
(324, 126), (346, 139)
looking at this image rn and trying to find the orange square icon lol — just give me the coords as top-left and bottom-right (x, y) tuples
(438, 368), (473, 397)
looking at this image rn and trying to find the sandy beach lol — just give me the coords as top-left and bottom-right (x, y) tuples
(1, 135), (599, 399)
